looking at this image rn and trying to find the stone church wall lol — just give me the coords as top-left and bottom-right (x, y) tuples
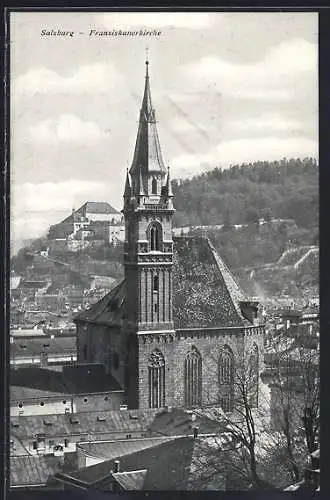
(137, 327), (264, 409)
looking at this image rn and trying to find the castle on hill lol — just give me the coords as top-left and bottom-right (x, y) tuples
(48, 201), (124, 253)
(74, 59), (265, 411)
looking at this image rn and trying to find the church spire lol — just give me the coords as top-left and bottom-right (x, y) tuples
(129, 57), (167, 181)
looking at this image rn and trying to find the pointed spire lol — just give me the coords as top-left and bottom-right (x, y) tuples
(165, 166), (173, 197)
(123, 169), (131, 198)
(129, 57), (166, 178)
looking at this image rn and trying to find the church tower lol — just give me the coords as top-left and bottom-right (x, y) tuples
(122, 59), (175, 408)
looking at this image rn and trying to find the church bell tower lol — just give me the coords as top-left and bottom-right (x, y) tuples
(122, 59), (175, 407)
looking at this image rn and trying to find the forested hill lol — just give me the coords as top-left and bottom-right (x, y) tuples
(172, 157), (318, 229)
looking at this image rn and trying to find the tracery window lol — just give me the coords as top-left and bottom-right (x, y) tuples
(184, 347), (202, 407)
(148, 349), (165, 408)
(219, 346), (234, 412)
(248, 343), (259, 407)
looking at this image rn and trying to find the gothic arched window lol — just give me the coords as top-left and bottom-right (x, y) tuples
(248, 343), (259, 408)
(148, 223), (162, 251)
(148, 349), (165, 408)
(219, 346), (234, 412)
(152, 178), (157, 195)
(184, 347), (202, 407)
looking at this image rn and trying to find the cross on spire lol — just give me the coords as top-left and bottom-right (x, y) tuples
(145, 46), (149, 77)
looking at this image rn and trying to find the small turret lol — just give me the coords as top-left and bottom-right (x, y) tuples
(165, 167), (173, 198)
(123, 169), (131, 199)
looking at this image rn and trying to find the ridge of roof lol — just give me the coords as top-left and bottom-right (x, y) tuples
(74, 280), (125, 325)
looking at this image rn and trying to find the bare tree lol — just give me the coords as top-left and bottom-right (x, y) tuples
(192, 326), (319, 490)
(259, 326), (319, 483)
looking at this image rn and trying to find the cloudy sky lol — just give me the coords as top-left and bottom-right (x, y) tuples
(10, 11), (318, 250)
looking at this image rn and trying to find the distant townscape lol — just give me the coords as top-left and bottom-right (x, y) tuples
(10, 60), (319, 493)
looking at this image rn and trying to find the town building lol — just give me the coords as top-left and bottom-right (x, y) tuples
(74, 59), (265, 412)
(10, 335), (77, 368)
(10, 364), (125, 417)
(48, 202), (124, 254)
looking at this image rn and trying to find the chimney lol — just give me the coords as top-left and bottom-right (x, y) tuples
(193, 426), (199, 439)
(114, 460), (120, 473)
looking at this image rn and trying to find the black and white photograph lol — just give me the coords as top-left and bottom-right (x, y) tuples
(8, 10), (319, 492)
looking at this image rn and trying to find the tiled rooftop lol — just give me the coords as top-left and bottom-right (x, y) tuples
(57, 436), (196, 489)
(10, 455), (65, 487)
(10, 408), (160, 439)
(10, 336), (76, 357)
(78, 436), (177, 462)
(56, 435), (227, 491)
(10, 364), (122, 397)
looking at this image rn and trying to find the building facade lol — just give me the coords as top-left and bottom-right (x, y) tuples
(75, 59), (265, 411)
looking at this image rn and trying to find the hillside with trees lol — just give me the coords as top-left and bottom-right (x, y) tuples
(172, 157), (318, 229)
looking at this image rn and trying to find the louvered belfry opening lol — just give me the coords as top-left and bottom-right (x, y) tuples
(150, 224), (161, 251)
(148, 349), (165, 408)
(184, 347), (202, 407)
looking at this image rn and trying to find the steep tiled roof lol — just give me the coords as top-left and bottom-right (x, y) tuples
(11, 386), (68, 401)
(74, 236), (249, 329)
(74, 280), (125, 326)
(149, 407), (222, 436)
(10, 455), (64, 487)
(10, 364), (121, 397)
(172, 237), (247, 328)
(78, 436), (176, 462)
(83, 202), (120, 215)
(62, 202), (120, 224)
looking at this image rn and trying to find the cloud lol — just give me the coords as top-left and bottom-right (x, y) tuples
(171, 136), (318, 178)
(170, 116), (207, 134)
(226, 113), (305, 134)
(28, 114), (107, 144)
(96, 12), (216, 29)
(11, 180), (115, 242)
(183, 38), (317, 101)
(14, 62), (124, 96)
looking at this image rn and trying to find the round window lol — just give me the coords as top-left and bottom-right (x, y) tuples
(84, 398), (88, 403)
(62, 400), (66, 405)
(18, 403), (23, 408)
(40, 401), (44, 406)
